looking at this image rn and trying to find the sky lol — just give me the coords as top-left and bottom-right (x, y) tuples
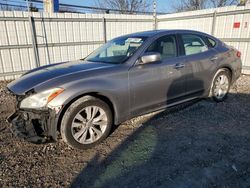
(59, 0), (173, 13)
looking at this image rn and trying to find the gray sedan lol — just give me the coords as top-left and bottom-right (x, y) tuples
(7, 30), (242, 149)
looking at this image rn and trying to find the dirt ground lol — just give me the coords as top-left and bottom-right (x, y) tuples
(1, 75), (250, 188)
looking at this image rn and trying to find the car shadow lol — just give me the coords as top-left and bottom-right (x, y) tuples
(70, 87), (250, 188)
(70, 69), (247, 188)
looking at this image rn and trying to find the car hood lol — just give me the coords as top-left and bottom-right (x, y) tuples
(7, 60), (114, 95)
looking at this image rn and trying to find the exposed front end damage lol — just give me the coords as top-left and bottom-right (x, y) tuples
(6, 94), (59, 143)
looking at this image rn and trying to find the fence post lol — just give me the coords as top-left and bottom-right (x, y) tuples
(211, 11), (217, 35)
(41, 16), (51, 65)
(102, 17), (107, 43)
(28, 15), (40, 68)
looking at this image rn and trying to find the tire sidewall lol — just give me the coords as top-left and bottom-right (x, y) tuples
(60, 96), (112, 150)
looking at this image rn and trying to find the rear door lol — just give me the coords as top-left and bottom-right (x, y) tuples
(178, 33), (219, 96)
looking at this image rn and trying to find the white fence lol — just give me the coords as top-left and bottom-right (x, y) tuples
(0, 5), (250, 80)
(0, 11), (153, 80)
(157, 5), (250, 74)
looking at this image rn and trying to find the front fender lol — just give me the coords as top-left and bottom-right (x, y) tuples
(48, 79), (129, 125)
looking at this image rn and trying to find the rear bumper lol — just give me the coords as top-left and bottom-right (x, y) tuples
(231, 62), (242, 84)
(7, 109), (58, 143)
(233, 55), (242, 82)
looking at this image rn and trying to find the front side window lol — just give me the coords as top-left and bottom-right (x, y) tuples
(86, 37), (146, 64)
(181, 34), (208, 55)
(146, 35), (177, 60)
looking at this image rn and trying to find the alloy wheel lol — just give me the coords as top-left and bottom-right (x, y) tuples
(71, 106), (108, 144)
(213, 74), (229, 100)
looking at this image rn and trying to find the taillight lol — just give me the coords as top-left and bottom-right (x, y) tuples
(236, 51), (241, 58)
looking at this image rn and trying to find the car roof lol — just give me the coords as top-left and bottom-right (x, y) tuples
(123, 29), (211, 38)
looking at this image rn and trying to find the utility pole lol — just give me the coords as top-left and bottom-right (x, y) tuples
(44, 0), (59, 13)
(26, 0), (30, 12)
(153, 0), (157, 30)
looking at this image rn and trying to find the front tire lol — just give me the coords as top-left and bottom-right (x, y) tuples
(210, 69), (231, 102)
(60, 96), (113, 150)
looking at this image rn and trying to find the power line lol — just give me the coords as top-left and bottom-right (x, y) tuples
(1, 0), (168, 14)
(29, 0), (167, 14)
(0, 3), (28, 9)
(0, 1), (42, 10)
(4, 0), (26, 4)
(0, 0), (42, 7)
(1, 0), (39, 6)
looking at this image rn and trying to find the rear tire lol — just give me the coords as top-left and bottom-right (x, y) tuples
(60, 96), (113, 150)
(209, 69), (231, 102)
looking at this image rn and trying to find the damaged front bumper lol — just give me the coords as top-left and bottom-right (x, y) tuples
(7, 108), (58, 143)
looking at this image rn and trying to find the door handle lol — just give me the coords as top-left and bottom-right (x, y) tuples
(175, 63), (185, 69)
(210, 56), (218, 62)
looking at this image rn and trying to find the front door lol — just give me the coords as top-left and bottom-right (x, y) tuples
(128, 34), (188, 116)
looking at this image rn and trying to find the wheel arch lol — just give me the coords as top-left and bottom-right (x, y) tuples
(56, 92), (117, 132)
(211, 66), (233, 86)
(207, 66), (232, 98)
(219, 66), (232, 79)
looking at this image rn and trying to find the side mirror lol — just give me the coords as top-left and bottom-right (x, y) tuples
(139, 52), (161, 65)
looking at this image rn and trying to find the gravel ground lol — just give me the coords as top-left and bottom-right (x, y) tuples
(1, 75), (250, 188)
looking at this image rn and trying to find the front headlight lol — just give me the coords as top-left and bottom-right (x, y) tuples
(20, 88), (64, 109)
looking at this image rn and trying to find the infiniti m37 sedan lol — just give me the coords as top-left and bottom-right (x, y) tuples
(7, 30), (242, 149)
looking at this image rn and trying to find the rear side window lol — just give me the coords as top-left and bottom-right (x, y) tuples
(181, 34), (208, 55)
(207, 37), (217, 48)
(146, 35), (177, 60)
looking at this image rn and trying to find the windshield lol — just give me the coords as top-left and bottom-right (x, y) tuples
(85, 36), (147, 64)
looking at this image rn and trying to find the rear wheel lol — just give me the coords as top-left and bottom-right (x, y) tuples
(60, 96), (112, 150)
(210, 69), (231, 102)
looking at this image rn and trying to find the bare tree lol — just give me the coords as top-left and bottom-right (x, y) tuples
(209, 0), (238, 7)
(172, 0), (207, 12)
(0, 5), (26, 11)
(0, 0), (25, 11)
(172, 0), (239, 12)
(96, 0), (152, 14)
(0, 1), (39, 11)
